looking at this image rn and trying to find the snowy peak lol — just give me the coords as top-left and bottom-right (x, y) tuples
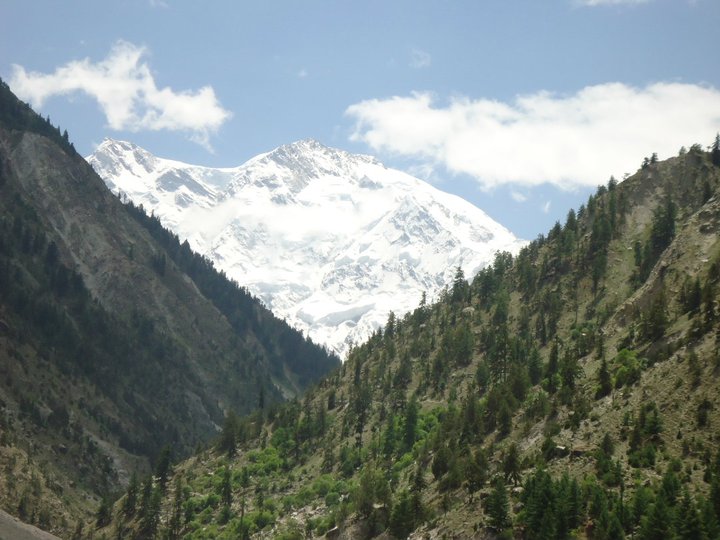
(263, 138), (380, 173)
(88, 139), (526, 357)
(91, 138), (159, 180)
(87, 138), (233, 225)
(227, 139), (380, 196)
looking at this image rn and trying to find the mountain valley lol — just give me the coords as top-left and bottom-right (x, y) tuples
(96, 138), (720, 539)
(1, 76), (720, 540)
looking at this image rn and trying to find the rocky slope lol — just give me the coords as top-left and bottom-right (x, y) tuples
(88, 139), (525, 358)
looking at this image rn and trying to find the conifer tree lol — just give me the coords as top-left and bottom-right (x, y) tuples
(712, 133), (720, 166)
(675, 489), (704, 540)
(432, 444), (451, 480)
(702, 281), (716, 328)
(138, 476), (153, 520)
(154, 445), (172, 491)
(699, 495), (720, 539)
(465, 449), (488, 502)
(503, 443), (522, 486)
(596, 356), (612, 398)
(528, 347), (543, 385)
(139, 485), (162, 538)
(95, 497), (112, 528)
(123, 471), (139, 517)
(403, 395), (419, 452)
(389, 490), (416, 539)
(221, 466), (232, 507)
(639, 495), (674, 540)
(520, 469), (557, 539)
(451, 266), (468, 303)
(486, 476), (510, 532)
(167, 476), (185, 540)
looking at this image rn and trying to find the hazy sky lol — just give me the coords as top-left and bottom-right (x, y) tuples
(2, 0), (719, 238)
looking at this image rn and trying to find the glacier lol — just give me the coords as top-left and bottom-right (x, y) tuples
(88, 138), (526, 358)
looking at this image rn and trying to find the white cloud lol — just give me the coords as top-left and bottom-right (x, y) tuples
(511, 191), (528, 203)
(346, 82), (720, 189)
(409, 49), (431, 69)
(542, 201), (551, 214)
(9, 40), (231, 150)
(298, 68), (309, 79)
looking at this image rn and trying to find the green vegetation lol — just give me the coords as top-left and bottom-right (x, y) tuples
(97, 139), (720, 539)
(2, 76), (720, 539)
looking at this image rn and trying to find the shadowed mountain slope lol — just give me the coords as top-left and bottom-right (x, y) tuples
(0, 79), (338, 537)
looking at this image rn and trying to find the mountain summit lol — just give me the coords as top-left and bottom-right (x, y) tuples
(88, 139), (525, 357)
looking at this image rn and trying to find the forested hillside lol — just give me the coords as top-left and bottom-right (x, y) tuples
(103, 139), (720, 539)
(0, 79), (338, 537)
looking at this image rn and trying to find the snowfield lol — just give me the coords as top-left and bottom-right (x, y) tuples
(88, 138), (526, 358)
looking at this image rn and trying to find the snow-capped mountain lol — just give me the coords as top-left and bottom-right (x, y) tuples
(88, 138), (526, 358)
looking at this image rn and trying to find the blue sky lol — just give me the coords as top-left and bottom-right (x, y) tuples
(2, 0), (719, 239)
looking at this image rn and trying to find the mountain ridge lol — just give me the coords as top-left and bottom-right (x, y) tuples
(88, 138), (526, 357)
(0, 78), (338, 537)
(98, 141), (720, 540)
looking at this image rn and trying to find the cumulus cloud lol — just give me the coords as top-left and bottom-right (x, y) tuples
(409, 49), (431, 69)
(346, 82), (720, 189)
(9, 40), (231, 150)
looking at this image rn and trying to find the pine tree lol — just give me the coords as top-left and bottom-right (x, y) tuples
(221, 466), (232, 507)
(521, 469), (557, 539)
(486, 476), (510, 531)
(660, 468), (681, 506)
(452, 266), (468, 303)
(687, 277), (702, 314)
(676, 490), (704, 540)
(596, 356), (612, 398)
(642, 289), (668, 341)
(465, 449), (488, 502)
(711, 133), (720, 167)
(138, 476), (153, 520)
(95, 496), (112, 528)
(638, 495), (675, 540)
(389, 490), (416, 539)
(218, 411), (239, 456)
(528, 347), (543, 385)
(702, 281), (716, 328)
(403, 395), (419, 452)
(123, 471), (139, 517)
(167, 477), (185, 540)
(139, 485), (162, 538)
(432, 444), (451, 480)
(699, 496), (719, 539)
(154, 445), (173, 491)
(503, 443), (522, 486)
